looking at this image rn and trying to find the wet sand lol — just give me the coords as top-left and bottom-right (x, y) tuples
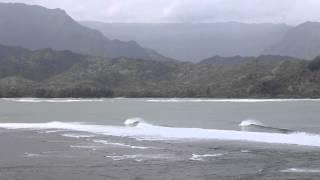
(0, 129), (320, 180)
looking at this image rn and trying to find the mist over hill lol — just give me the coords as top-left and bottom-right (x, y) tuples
(1, 2), (319, 63)
(264, 22), (320, 60)
(83, 21), (320, 62)
(0, 3), (171, 62)
(82, 21), (291, 62)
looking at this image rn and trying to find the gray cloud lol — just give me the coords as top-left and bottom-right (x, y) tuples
(0, 0), (320, 24)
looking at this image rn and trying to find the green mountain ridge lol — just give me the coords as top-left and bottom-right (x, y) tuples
(0, 45), (319, 98)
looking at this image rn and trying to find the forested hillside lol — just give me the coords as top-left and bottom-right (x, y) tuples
(0, 45), (320, 98)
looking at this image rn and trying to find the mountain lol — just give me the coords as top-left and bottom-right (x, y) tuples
(200, 55), (301, 65)
(81, 21), (291, 62)
(200, 55), (255, 65)
(264, 22), (320, 60)
(0, 3), (171, 61)
(0, 44), (319, 98)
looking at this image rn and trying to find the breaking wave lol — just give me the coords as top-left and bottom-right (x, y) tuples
(124, 117), (148, 127)
(239, 120), (294, 133)
(0, 118), (320, 147)
(190, 153), (224, 161)
(239, 119), (265, 127)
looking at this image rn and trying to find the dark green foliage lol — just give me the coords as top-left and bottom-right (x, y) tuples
(255, 80), (283, 97)
(0, 45), (320, 98)
(308, 56), (320, 71)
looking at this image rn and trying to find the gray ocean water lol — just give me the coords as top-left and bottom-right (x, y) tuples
(2, 98), (320, 180)
(1, 98), (320, 133)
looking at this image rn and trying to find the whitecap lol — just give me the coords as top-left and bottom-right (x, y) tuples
(70, 145), (98, 150)
(190, 153), (223, 161)
(105, 154), (172, 162)
(124, 117), (146, 127)
(40, 129), (66, 134)
(93, 140), (149, 149)
(23, 153), (43, 158)
(239, 119), (294, 134)
(280, 168), (320, 173)
(62, 133), (95, 138)
(105, 155), (141, 161)
(239, 119), (264, 127)
(240, 150), (251, 153)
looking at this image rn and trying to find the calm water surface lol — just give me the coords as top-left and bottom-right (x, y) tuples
(1, 98), (320, 133)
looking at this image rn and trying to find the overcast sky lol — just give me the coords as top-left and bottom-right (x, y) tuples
(0, 0), (319, 24)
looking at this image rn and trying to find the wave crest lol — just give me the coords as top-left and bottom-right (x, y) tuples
(239, 119), (294, 134)
(0, 119), (319, 147)
(124, 118), (151, 127)
(239, 119), (264, 127)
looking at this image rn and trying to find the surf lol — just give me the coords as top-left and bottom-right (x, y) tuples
(239, 119), (295, 133)
(0, 118), (320, 147)
(124, 118), (148, 127)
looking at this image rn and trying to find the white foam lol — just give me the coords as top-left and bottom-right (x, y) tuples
(241, 150), (251, 153)
(190, 153), (223, 161)
(147, 98), (320, 103)
(1, 120), (320, 147)
(105, 154), (172, 162)
(23, 152), (72, 158)
(70, 145), (99, 150)
(105, 155), (141, 161)
(2, 98), (104, 103)
(280, 168), (320, 173)
(239, 120), (264, 127)
(62, 134), (95, 138)
(23, 153), (43, 158)
(41, 129), (66, 134)
(93, 140), (150, 149)
(124, 117), (145, 127)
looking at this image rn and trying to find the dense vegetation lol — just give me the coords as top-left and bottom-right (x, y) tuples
(0, 45), (320, 98)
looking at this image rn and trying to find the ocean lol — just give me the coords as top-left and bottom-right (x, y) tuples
(1, 98), (320, 179)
